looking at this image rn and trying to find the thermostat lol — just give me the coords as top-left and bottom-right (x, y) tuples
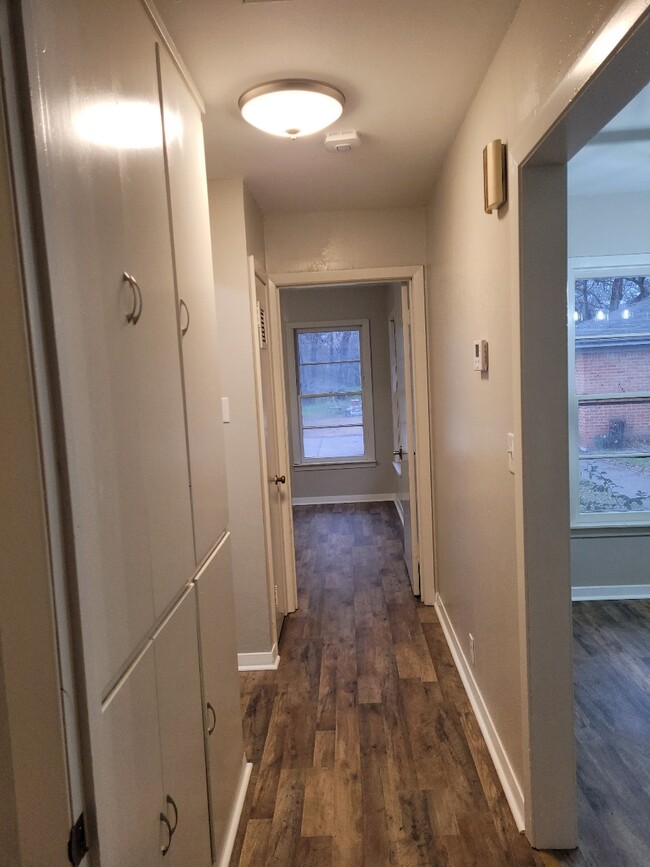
(473, 340), (488, 372)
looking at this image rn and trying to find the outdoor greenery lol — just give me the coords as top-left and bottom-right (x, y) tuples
(580, 461), (650, 512)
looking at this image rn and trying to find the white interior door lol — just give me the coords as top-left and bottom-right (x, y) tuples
(250, 263), (288, 640)
(389, 284), (420, 594)
(154, 586), (212, 867)
(194, 535), (246, 865)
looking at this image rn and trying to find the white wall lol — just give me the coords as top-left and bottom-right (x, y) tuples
(265, 207), (427, 274)
(209, 178), (275, 656)
(568, 189), (650, 589)
(424, 0), (628, 820)
(281, 283), (396, 500)
(569, 191), (650, 258)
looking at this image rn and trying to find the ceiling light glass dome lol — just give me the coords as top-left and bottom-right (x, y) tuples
(238, 79), (345, 138)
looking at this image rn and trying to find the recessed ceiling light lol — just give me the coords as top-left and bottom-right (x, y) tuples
(238, 79), (345, 138)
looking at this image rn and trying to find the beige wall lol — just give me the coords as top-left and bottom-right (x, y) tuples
(265, 207), (427, 274)
(568, 189), (650, 588)
(209, 178), (274, 656)
(569, 191), (650, 258)
(281, 284), (396, 500)
(425, 0), (627, 798)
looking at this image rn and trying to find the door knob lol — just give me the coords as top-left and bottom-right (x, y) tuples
(272, 474), (286, 485)
(393, 448), (404, 459)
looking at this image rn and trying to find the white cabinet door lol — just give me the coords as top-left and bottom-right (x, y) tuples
(23, 0), (194, 692)
(154, 587), (212, 866)
(195, 536), (246, 863)
(96, 643), (164, 867)
(157, 45), (228, 564)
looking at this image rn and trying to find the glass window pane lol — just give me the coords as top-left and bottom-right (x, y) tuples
(574, 275), (650, 331)
(579, 457), (650, 513)
(303, 426), (364, 459)
(301, 395), (363, 428)
(576, 343), (650, 395)
(578, 399), (650, 454)
(297, 329), (360, 363)
(298, 361), (361, 395)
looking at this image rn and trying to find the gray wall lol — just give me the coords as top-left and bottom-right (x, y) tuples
(210, 178), (275, 656)
(281, 284), (396, 500)
(568, 189), (650, 589)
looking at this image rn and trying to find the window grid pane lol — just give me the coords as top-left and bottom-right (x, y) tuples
(571, 268), (650, 518)
(294, 325), (370, 462)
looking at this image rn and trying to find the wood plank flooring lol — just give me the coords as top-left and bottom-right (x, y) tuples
(229, 504), (650, 866)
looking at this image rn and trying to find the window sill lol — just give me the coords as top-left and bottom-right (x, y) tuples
(571, 523), (650, 538)
(293, 460), (378, 471)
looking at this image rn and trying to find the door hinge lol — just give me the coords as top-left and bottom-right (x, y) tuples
(274, 584), (279, 608)
(68, 812), (88, 865)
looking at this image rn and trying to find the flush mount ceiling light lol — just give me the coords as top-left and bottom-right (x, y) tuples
(238, 79), (345, 138)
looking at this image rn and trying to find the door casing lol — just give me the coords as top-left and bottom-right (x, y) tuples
(269, 265), (437, 605)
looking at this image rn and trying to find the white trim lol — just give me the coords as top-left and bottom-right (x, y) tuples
(237, 643), (280, 671)
(285, 318), (376, 466)
(292, 493), (396, 506)
(435, 593), (525, 833)
(394, 496), (405, 525)
(218, 759), (253, 867)
(568, 254), (650, 528)
(272, 265), (437, 609)
(571, 583), (650, 600)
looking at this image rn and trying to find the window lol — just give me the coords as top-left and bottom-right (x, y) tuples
(287, 320), (375, 466)
(569, 256), (650, 525)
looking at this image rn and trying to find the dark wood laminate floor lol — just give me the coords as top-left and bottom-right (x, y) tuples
(229, 504), (650, 866)
(563, 600), (650, 867)
(230, 503), (544, 866)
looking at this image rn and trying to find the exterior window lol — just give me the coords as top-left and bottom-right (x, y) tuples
(287, 321), (375, 465)
(569, 256), (650, 525)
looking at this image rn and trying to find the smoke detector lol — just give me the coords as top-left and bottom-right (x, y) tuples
(325, 131), (361, 152)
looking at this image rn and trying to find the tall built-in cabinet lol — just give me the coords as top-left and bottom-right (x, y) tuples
(17, 0), (246, 863)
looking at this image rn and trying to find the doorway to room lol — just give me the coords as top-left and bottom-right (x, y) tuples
(263, 268), (436, 613)
(516, 6), (650, 855)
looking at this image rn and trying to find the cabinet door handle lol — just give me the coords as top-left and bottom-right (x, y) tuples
(179, 299), (190, 336)
(123, 272), (143, 325)
(160, 812), (172, 856)
(166, 794), (178, 834)
(207, 701), (216, 735)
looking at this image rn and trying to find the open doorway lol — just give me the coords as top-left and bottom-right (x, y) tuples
(563, 83), (650, 863)
(272, 272), (435, 604)
(516, 6), (650, 855)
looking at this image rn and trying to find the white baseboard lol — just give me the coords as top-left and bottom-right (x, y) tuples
(292, 493), (396, 505)
(238, 642), (280, 671)
(218, 758), (252, 867)
(394, 497), (405, 525)
(435, 593), (525, 833)
(571, 583), (650, 601)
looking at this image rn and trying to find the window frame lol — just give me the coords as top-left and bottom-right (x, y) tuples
(568, 254), (650, 527)
(286, 319), (376, 468)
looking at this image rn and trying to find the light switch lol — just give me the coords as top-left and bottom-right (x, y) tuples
(222, 397), (230, 423)
(507, 432), (515, 474)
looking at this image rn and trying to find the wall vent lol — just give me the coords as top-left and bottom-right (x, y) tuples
(257, 302), (268, 349)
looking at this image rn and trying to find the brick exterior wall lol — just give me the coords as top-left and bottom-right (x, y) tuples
(577, 344), (650, 450)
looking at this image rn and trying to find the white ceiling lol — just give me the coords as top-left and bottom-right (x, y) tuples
(569, 81), (650, 197)
(155, 0), (520, 214)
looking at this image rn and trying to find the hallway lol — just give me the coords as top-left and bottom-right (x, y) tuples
(230, 503), (545, 866)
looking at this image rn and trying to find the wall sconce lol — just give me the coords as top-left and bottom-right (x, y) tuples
(483, 139), (507, 213)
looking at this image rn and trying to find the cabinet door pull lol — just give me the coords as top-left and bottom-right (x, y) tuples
(179, 299), (190, 336)
(207, 701), (216, 735)
(123, 272), (143, 325)
(166, 794), (178, 834)
(160, 812), (172, 856)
